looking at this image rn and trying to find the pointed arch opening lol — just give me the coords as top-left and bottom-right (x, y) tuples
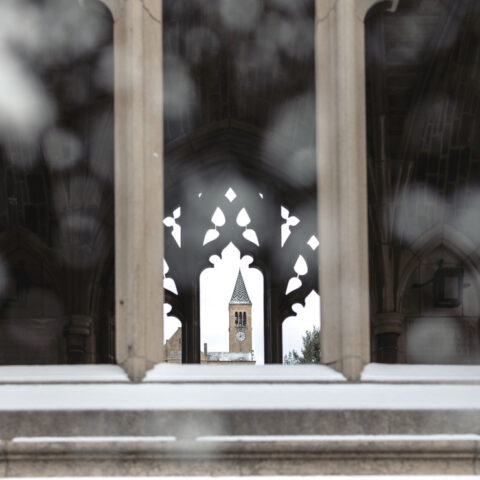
(164, 174), (319, 364)
(282, 290), (321, 365)
(199, 243), (264, 365)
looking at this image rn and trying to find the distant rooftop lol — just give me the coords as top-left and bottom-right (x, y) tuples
(229, 270), (252, 305)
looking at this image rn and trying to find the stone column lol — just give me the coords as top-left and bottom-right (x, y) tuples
(65, 315), (94, 364)
(315, 0), (396, 380)
(373, 312), (404, 363)
(110, 0), (164, 381)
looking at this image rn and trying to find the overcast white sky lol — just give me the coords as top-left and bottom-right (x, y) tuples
(164, 242), (320, 364)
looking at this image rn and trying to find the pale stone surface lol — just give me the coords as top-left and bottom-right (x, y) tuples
(1, 436), (479, 476)
(114, 0), (164, 381)
(1, 380), (480, 475)
(1, 408), (479, 438)
(316, 0), (388, 380)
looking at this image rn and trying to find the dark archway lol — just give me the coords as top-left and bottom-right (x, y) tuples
(0, 0), (114, 364)
(366, 0), (480, 363)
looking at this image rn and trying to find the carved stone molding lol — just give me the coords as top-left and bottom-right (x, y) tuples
(97, 0), (126, 21)
(65, 315), (94, 364)
(356, 0), (399, 21)
(373, 312), (404, 336)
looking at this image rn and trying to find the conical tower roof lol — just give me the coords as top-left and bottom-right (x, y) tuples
(229, 270), (252, 305)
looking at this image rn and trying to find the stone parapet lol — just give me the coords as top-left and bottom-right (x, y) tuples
(1, 434), (479, 476)
(0, 380), (480, 475)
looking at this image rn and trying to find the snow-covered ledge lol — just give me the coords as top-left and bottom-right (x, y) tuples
(3, 363), (480, 384)
(0, 364), (345, 385)
(0, 376), (480, 475)
(2, 363), (480, 385)
(0, 365), (129, 384)
(1, 383), (480, 411)
(143, 364), (347, 383)
(361, 363), (480, 383)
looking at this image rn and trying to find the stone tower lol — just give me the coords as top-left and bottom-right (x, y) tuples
(229, 270), (253, 353)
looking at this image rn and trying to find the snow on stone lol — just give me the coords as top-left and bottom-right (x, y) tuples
(12, 434), (480, 444)
(361, 363), (480, 382)
(0, 383), (480, 410)
(13, 436), (176, 443)
(10, 434), (480, 444)
(0, 365), (129, 383)
(144, 364), (346, 382)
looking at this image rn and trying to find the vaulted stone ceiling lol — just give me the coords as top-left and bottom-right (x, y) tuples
(366, 0), (480, 319)
(367, 0), (480, 249)
(163, 0), (316, 207)
(0, 0), (113, 245)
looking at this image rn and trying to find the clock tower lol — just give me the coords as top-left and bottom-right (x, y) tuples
(229, 270), (253, 353)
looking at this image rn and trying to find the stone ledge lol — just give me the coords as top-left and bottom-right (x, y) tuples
(1, 435), (479, 476)
(2, 409), (480, 439)
(1, 382), (479, 476)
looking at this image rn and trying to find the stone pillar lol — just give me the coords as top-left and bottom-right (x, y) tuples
(373, 312), (404, 363)
(112, 0), (164, 381)
(315, 0), (395, 380)
(65, 315), (94, 364)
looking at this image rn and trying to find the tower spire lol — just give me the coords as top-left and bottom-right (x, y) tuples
(229, 270), (252, 305)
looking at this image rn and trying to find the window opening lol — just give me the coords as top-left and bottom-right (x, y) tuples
(163, 0), (318, 364)
(200, 243), (263, 364)
(0, 0), (114, 365)
(164, 179), (320, 363)
(366, 0), (480, 364)
(163, 305), (182, 364)
(283, 290), (321, 364)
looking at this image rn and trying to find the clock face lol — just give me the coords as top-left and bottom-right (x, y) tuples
(236, 331), (246, 342)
